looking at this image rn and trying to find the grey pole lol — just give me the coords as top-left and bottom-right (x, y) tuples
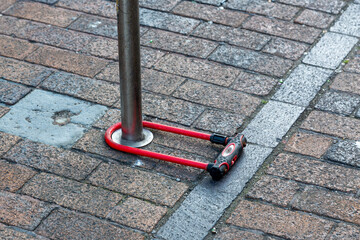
(113, 0), (153, 147)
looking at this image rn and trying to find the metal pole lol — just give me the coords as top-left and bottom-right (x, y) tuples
(114, 0), (153, 147)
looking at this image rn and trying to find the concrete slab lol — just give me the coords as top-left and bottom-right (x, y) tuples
(157, 144), (273, 240)
(331, 4), (360, 37)
(272, 64), (332, 106)
(243, 101), (304, 147)
(0, 89), (107, 148)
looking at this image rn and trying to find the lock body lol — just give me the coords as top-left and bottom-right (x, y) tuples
(207, 134), (247, 181)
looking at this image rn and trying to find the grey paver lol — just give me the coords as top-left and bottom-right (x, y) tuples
(277, 0), (345, 14)
(315, 91), (360, 115)
(331, 4), (360, 37)
(157, 144), (273, 240)
(195, 0), (223, 5)
(139, 8), (200, 34)
(303, 32), (358, 69)
(243, 101), (305, 147)
(35, 208), (144, 240)
(225, 0), (300, 20)
(0, 79), (31, 105)
(139, 0), (181, 11)
(325, 140), (360, 168)
(192, 23), (271, 51)
(209, 45), (293, 77)
(69, 14), (118, 38)
(0, 89), (107, 148)
(272, 64), (332, 106)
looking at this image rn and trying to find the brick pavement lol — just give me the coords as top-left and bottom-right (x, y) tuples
(0, 0), (359, 239)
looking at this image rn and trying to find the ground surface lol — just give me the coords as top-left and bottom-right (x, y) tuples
(0, 0), (359, 239)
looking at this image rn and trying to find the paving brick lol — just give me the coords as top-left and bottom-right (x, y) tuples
(36, 208), (144, 240)
(293, 186), (360, 225)
(215, 227), (265, 240)
(344, 55), (360, 74)
(0, 79), (31, 105)
(82, 36), (118, 60)
(139, 0), (181, 11)
(95, 62), (119, 83)
(11, 19), (94, 52)
(295, 9), (335, 29)
(0, 89), (107, 148)
(262, 37), (309, 60)
(267, 153), (360, 193)
(88, 162), (188, 207)
(139, 8), (200, 34)
(140, 47), (166, 68)
(328, 223), (360, 240)
(141, 29), (218, 58)
(315, 90), (360, 116)
(331, 72), (360, 94)
(225, 0), (300, 20)
(174, 80), (261, 116)
(247, 175), (301, 207)
(95, 48), (165, 82)
(325, 140), (360, 168)
(192, 23), (271, 50)
(0, 132), (20, 157)
(0, 15), (28, 36)
(4, 1), (80, 27)
(26, 46), (109, 78)
(173, 1), (248, 27)
(140, 92), (205, 126)
(73, 128), (157, 169)
(301, 111), (360, 140)
(22, 173), (123, 217)
(0, 0), (15, 12)
(93, 108), (121, 129)
(277, 0), (345, 14)
(194, 109), (245, 136)
(0, 106), (9, 118)
(227, 200), (333, 240)
(231, 71), (277, 96)
(150, 127), (221, 159)
(154, 54), (241, 86)
(243, 15), (321, 44)
(0, 223), (48, 240)
(108, 197), (167, 232)
(0, 191), (53, 230)
(195, 0), (223, 5)
(303, 32), (358, 69)
(56, 0), (116, 18)
(5, 140), (100, 181)
(0, 160), (36, 192)
(243, 101), (304, 147)
(0, 57), (53, 86)
(69, 14), (117, 38)
(142, 68), (186, 95)
(152, 147), (206, 181)
(209, 45), (293, 77)
(285, 131), (333, 158)
(0, 35), (37, 60)
(331, 4), (360, 37)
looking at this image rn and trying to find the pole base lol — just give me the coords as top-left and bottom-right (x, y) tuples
(111, 128), (153, 148)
